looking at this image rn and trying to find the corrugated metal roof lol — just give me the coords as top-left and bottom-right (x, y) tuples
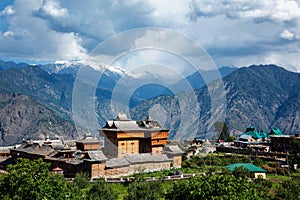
(225, 163), (266, 172)
(270, 128), (284, 136)
(239, 134), (252, 140)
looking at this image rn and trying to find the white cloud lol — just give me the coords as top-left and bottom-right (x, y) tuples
(39, 0), (68, 18)
(280, 29), (295, 40)
(3, 31), (14, 37)
(0, 6), (14, 16)
(264, 51), (300, 72)
(147, 0), (192, 26)
(0, 0), (86, 61)
(190, 0), (300, 23)
(0, 0), (300, 73)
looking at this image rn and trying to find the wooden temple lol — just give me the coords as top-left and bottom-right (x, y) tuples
(99, 113), (169, 158)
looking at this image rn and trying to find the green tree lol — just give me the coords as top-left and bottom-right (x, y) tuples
(87, 179), (118, 200)
(215, 121), (230, 141)
(125, 174), (164, 200)
(166, 174), (267, 200)
(73, 172), (90, 189)
(67, 172), (90, 200)
(227, 136), (236, 142)
(273, 174), (300, 200)
(0, 158), (68, 200)
(232, 166), (250, 178)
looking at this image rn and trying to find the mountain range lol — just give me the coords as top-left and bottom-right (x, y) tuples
(0, 59), (299, 144)
(0, 93), (77, 145)
(131, 64), (300, 141)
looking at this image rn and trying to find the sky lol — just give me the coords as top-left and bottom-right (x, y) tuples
(1, 0), (300, 73)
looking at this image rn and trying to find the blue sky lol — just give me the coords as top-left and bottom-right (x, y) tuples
(0, 0), (300, 73)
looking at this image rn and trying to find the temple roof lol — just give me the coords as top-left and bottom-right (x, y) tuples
(164, 145), (184, 155)
(101, 113), (167, 131)
(115, 112), (130, 121)
(106, 157), (130, 168)
(77, 131), (100, 144)
(87, 150), (108, 162)
(11, 143), (55, 157)
(124, 153), (171, 164)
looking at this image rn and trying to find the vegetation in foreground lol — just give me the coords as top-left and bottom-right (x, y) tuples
(0, 157), (300, 200)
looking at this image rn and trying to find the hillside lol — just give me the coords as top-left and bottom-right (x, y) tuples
(1, 61), (299, 143)
(130, 65), (300, 141)
(0, 94), (77, 145)
(0, 65), (73, 116)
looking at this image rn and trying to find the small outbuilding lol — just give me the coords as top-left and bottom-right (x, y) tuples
(51, 166), (63, 175)
(225, 163), (267, 179)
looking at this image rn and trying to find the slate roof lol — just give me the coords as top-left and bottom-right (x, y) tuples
(114, 121), (142, 130)
(106, 157), (130, 168)
(164, 145), (184, 155)
(12, 143), (55, 156)
(105, 153), (173, 168)
(102, 120), (167, 132)
(77, 131), (100, 144)
(124, 153), (172, 164)
(115, 113), (130, 121)
(87, 150), (108, 161)
(101, 112), (168, 132)
(225, 163), (266, 173)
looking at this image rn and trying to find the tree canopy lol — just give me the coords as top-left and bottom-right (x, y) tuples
(215, 121), (230, 141)
(0, 158), (68, 200)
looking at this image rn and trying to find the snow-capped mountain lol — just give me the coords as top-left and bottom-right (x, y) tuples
(39, 60), (126, 77)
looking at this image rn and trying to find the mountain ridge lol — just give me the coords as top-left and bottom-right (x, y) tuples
(0, 93), (77, 145)
(130, 64), (300, 141)
(0, 60), (299, 143)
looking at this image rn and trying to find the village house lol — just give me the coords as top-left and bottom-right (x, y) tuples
(233, 127), (285, 151)
(270, 134), (300, 153)
(225, 163), (267, 179)
(5, 114), (184, 178)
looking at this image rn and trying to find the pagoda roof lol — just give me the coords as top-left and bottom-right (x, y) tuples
(115, 112), (130, 121)
(101, 113), (167, 132)
(77, 131), (100, 144)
